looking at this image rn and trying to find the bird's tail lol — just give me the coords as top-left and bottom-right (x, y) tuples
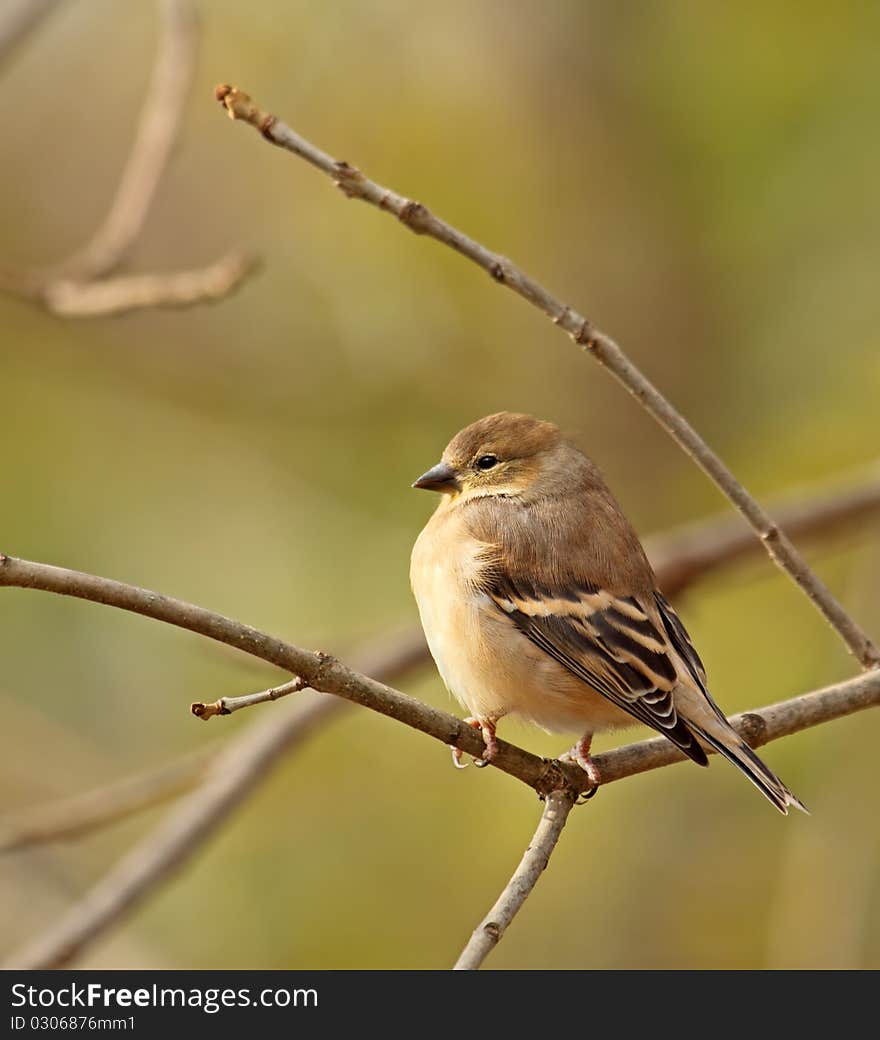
(692, 722), (808, 816)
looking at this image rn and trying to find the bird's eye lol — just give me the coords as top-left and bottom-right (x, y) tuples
(475, 454), (499, 470)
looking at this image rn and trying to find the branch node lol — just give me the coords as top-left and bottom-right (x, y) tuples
(398, 200), (428, 233)
(533, 758), (572, 800)
(258, 114), (277, 140)
(553, 306), (571, 326)
(761, 524), (781, 543)
(489, 260), (506, 283)
(573, 318), (597, 350)
(312, 649), (336, 683)
(738, 712), (767, 747)
(333, 161), (365, 198)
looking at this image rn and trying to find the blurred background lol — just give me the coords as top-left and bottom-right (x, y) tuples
(1, 0), (879, 969)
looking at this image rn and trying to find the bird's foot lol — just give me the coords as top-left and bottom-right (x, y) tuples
(451, 716), (498, 769)
(560, 734), (602, 789)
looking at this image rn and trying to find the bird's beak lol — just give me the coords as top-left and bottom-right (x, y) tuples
(412, 460), (460, 493)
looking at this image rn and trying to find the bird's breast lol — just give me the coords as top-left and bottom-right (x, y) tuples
(410, 510), (629, 732)
(410, 513), (498, 708)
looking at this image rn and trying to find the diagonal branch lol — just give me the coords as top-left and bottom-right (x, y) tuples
(2, 633), (427, 970)
(214, 84), (879, 670)
(191, 676), (306, 720)
(453, 790), (575, 970)
(0, 746), (214, 854)
(0, 0), (62, 69)
(0, 553), (586, 797)
(649, 464), (880, 596)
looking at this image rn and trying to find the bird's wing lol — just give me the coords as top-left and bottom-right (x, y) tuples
(486, 574), (709, 764)
(654, 589), (731, 726)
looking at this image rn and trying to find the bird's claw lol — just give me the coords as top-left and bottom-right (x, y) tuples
(451, 746), (469, 769)
(450, 716), (498, 770)
(560, 734), (602, 791)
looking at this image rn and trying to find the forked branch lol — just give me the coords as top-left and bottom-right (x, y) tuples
(5, 466), (877, 858)
(2, 553), (878, 800)
(0, 2), (255, 317)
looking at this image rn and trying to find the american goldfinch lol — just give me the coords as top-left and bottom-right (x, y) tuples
(410, 412), (805, 814)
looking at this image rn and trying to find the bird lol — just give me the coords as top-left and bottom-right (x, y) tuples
(409, 411), (806, 814)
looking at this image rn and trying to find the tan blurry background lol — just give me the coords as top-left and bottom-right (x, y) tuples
(1, 0), (879, 969)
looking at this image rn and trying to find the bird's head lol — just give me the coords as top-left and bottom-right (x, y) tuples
(412, 412), (566, 501)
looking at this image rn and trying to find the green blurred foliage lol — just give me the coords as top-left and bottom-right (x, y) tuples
(1, 0), (878, 969)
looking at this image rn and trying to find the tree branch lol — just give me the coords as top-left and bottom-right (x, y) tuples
(42, 249), (257, 318)
(4, 467), (876, 850)
(0, 553), (587, 797)
(2, 552), (878, 968)
(0, 746), (214, 853)
(0, 2), (256, 317)
(1, 632), (427, 970)
(453, 790), (575, 970)
(2, 553), (878, 798)
(53, 0), (197, 282)
(190, 675), (306, 720)
(214, 84), (879, 670)
(0, 0), (62, 69)
(649, 464), (880, 596)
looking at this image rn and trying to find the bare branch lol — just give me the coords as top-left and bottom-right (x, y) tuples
(2, 633), (427, 970)
(0, 553), (582, 796)
(2, 554), (877, 968)
(214, 84), (879, 669)
(7, 467), (874, 851)
(0, 0), (62, 69)
(650, 465), (880, 596)
(1, 554), (878, 799)
(0, 2), (256, 316)
(454, 790), (575, 970)
(43, 249), (257, 318)
(0, 747), (214, 853)
(191, 675), (305, 720)
(593, 667), (880, 784)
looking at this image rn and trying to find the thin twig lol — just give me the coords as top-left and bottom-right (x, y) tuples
(0, 2), (256, 316)
(191, 675), (305, 720)
(215, 84), (880, 669)
(2, 632), (428, 970)
(0, 746), (214, 853)
(453, 790), (575, 970)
